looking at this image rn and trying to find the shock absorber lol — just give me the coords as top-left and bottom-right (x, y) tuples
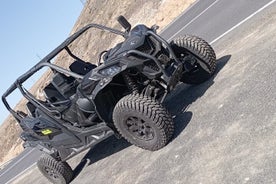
(123, 73), (138, 94)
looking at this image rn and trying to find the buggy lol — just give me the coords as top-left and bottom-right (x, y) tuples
(2, 16), (216, 183)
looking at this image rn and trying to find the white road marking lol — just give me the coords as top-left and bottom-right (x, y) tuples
(0, 148), (35, 178)
(210, 0), (276, 44)
(160, 0), (201, 32)
(6, 163), (36, 184)
(168, 0), (220, 41)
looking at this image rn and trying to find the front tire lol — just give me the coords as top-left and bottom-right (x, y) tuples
(113, 94), (174, 151)
(171, 35), (216, 84)
(37, 154), (73, 184)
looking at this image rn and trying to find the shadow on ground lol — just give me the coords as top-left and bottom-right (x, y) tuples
(164, 55), (231, 139)
(72, 55), (231, 181)
(72, 136), (131, 179)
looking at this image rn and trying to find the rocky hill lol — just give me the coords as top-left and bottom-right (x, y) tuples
(0, 0), (194, 165)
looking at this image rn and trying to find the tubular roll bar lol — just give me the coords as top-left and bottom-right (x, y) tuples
(126, 30), (183, 81)
(2, 24), (126, 120)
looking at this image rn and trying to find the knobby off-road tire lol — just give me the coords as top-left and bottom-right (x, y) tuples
(113, 94), (174, 151)
(171, 35), (216, 84)
(37, 154), (73, 184)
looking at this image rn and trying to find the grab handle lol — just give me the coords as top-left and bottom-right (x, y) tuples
(117, 15), (131, 32)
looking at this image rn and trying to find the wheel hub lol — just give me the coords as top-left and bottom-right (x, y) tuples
(125, 116), (154, 141)
(45, 166), (59, 179)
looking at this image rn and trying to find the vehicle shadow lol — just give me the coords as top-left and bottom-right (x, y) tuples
(72, 136), (131, 179)
(72, 55), (231, 180)
(163, 54), (231, 139)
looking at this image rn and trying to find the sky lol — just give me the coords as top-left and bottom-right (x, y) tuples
(0, 1), (84, 123)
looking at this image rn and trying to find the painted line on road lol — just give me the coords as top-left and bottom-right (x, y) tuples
(160, 0), (201, 33)
(6, 162), (36, 184)
(0, 148), (35, 178)
(168, 0), (220, 41)
(210, 0), (276, 44)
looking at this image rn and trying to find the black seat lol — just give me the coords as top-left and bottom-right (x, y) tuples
(69, 60), (96, 75)
(26, 102), (36, 117)
(44, 83), (67, 103)
(43, 82), (71, 112)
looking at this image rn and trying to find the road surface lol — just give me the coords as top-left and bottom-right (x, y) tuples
(0, 148), (41, 184)
(0, 0), (275, 183)
(161, 0), (274, 42)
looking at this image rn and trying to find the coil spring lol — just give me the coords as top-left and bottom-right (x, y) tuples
(123, 73), (138, 93)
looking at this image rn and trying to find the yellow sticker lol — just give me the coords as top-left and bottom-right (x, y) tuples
(41, 129), (52, 135)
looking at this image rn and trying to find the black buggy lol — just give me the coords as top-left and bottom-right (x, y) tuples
(2, 16), (216, 183)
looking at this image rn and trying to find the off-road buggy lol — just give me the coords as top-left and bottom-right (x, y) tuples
(2, 16), (216, 183)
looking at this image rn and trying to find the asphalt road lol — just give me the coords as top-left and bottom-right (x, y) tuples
(0, 148), (41, 184)
(1, 0), (275, 183)
(161, 0), (273, 42)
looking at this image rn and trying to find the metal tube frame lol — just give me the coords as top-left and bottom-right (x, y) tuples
(2, 23), (126, 121)
(125, 30), (183, 86)
(2, 23), (208, 122)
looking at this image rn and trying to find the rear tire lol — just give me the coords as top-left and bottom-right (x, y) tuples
(113, 94), (174, 151)
(171, 35), (216, 84)
(37, 154), (73, 184)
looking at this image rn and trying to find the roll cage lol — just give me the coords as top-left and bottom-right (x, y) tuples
(2, 21), (189, 124)
(2, 24), (126, 122)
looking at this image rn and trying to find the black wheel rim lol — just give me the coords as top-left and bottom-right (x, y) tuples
(44, 166), (60, 180)
(124, 116), (155, 141)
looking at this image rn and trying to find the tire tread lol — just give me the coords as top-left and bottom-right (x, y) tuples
(171, 35), (216, 84)
(37, 154), (73, 184)
(113, 94), (174, 151)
